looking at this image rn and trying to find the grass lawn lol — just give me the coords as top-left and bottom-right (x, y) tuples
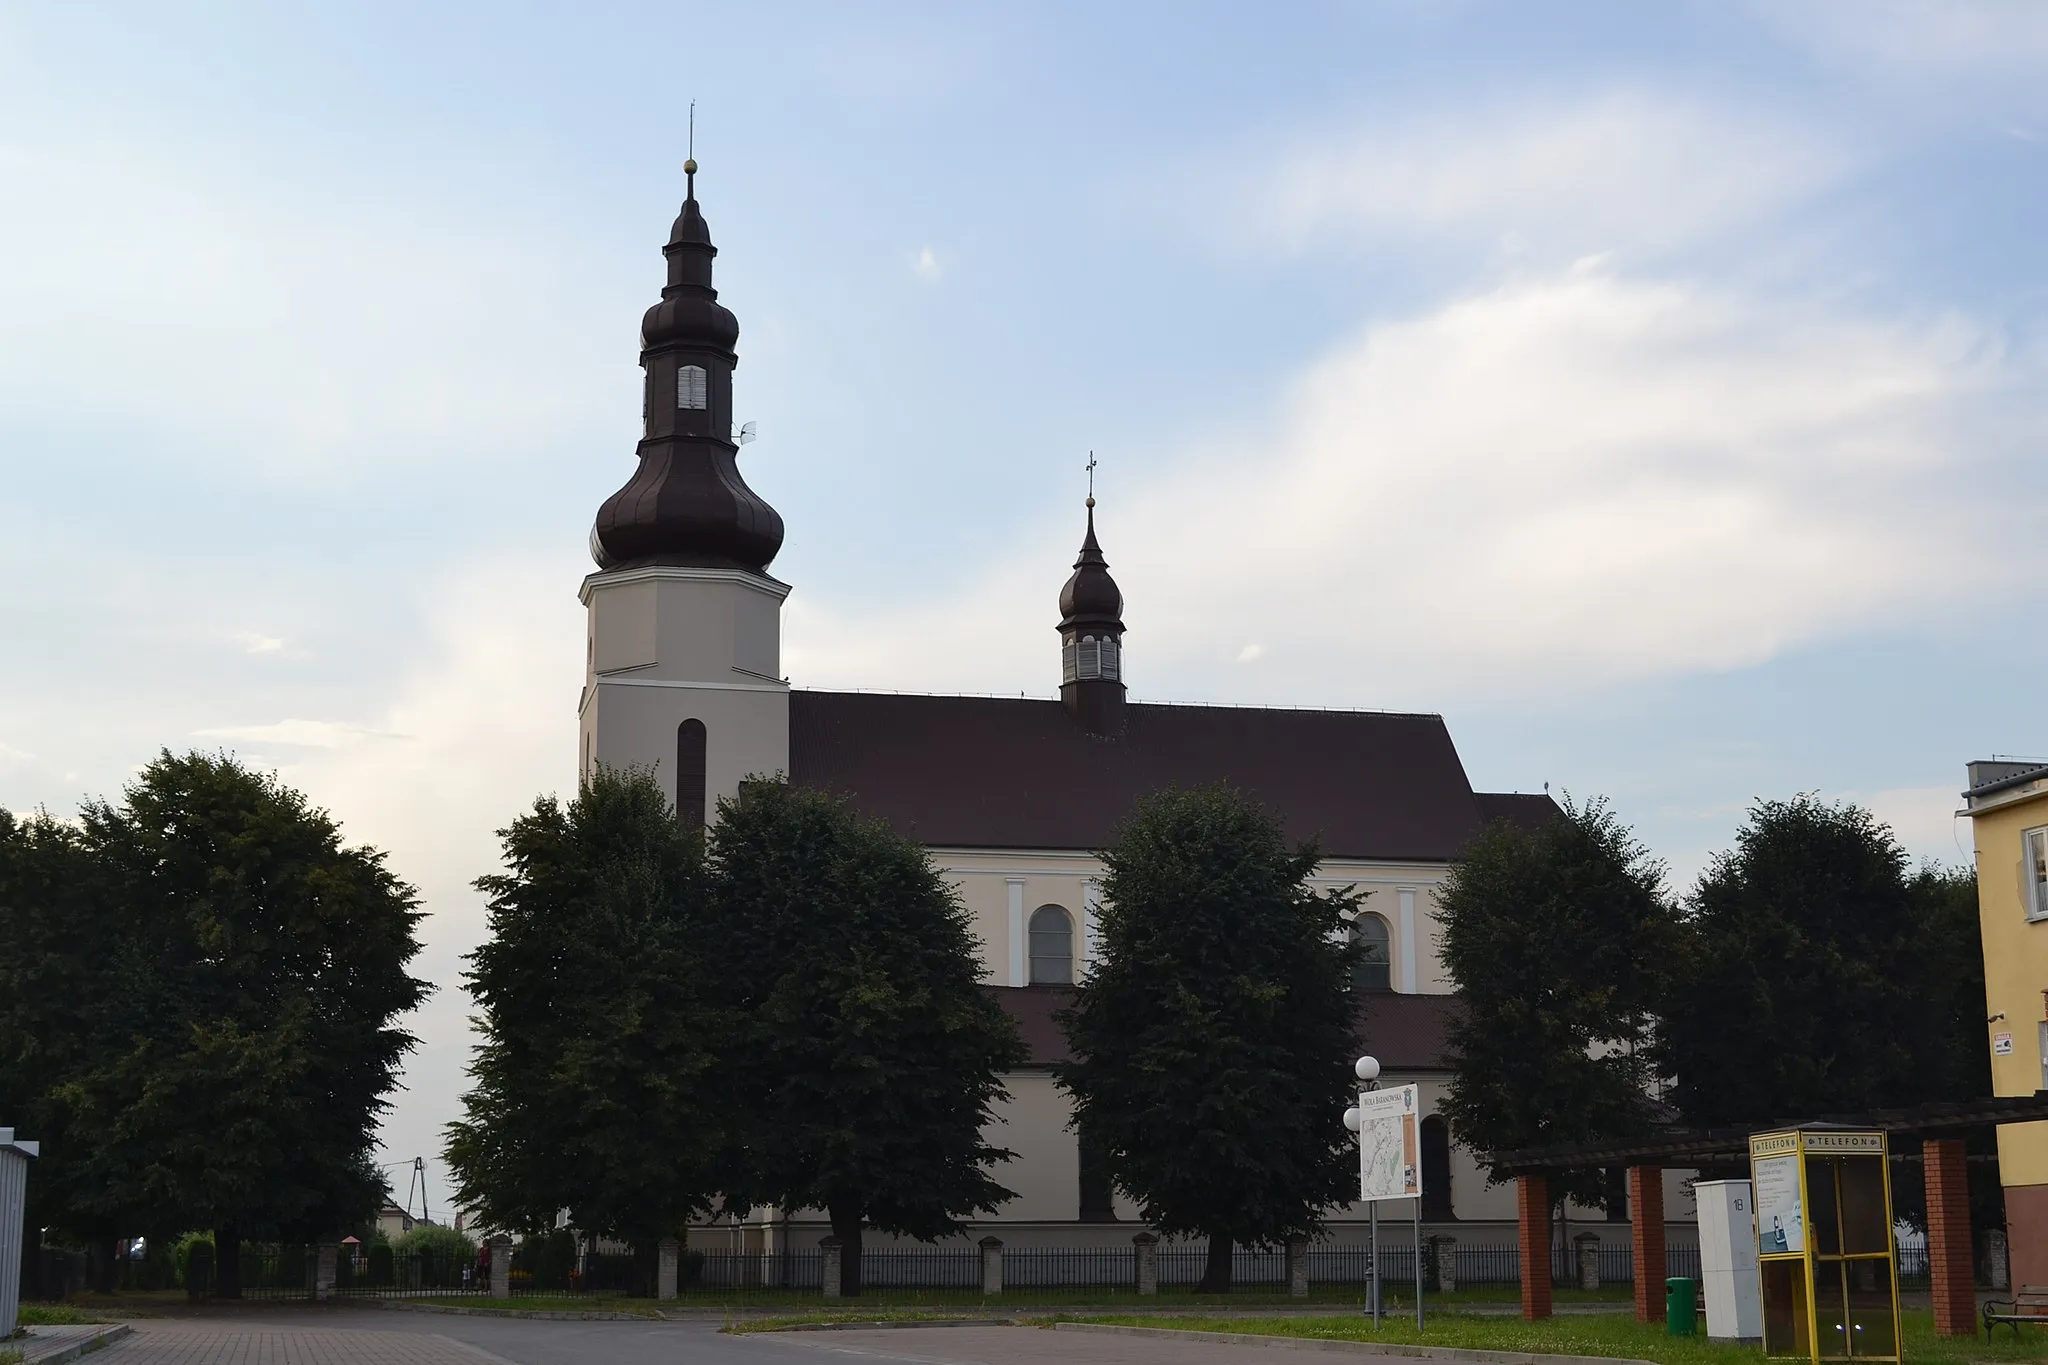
(686, 1285), (1629, 1312)
(16, 1304), (114, 1325)
(1059, 1309), (2048, 1365)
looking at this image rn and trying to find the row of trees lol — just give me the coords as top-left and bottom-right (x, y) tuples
(1439, 795), (1989, 1220)
(444, 771), (1024, 1295)
(0, 752), (431, 1291)
(447, 774), (1367, 1295)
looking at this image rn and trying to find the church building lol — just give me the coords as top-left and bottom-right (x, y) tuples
(577, 168), (1697, 1255)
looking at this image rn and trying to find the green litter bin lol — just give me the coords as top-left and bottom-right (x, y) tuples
(1666, 1277), (1697, 1336)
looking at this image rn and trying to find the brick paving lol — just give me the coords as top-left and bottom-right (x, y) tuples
(103, 1321), (516, 1365)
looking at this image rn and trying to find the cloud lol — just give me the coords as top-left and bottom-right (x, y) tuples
(233, 631), (288, 656)
(1235, 644), (1265, 664)
(1754, 1), (2048, 75)
(194, 719), (402, 749)
(912, 246), (945, 282)
(1233, 92), (1852, 260)
(788, 264), (2032, 708)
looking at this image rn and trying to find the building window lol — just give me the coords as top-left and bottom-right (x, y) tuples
(1078, 636), (1100, 680)
(1062, 640), (1078, 683)
(1078, 1123), (1117, 1221)
(1030, 905), (1074, 984)
(676, 719), (707, 831)
(1099, 636), (1119, 680)
(1351, 913), (1392, 992)
(677, 364), (708, 410)
(2027, 827), (2048, 921)
(1420, 1115), (1454, 1220)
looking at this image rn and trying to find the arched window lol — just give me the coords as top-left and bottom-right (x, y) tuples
(677, 364), (708, 410)
(1351, 914), (1392, 992)
(1420, 1115), (1454, 1220)
(1099, 636), (1120, 680)
(1077, 636), (1100, 680)
(676, 719), (707, 830)
(1029, 905), (1074, 985)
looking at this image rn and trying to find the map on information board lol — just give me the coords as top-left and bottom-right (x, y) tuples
(1355, 1084), (1421, 1203)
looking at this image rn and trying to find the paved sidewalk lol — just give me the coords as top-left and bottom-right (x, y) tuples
(19, 1323), (132, 1364)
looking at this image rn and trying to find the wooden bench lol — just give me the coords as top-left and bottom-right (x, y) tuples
(1984, 1285), (2048, 1337)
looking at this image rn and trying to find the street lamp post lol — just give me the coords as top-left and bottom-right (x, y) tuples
(1343, 1055), (1382, 1325)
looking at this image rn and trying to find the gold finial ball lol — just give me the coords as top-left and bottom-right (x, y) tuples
(684, 158), (698, 174)
(1086, 496), (1095, 508)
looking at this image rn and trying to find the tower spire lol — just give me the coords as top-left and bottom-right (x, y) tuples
(1058, 458), (1126, 736)
(588, 162), (784, 573)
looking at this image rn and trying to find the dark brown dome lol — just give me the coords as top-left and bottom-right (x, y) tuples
(590, 167), (784, 575)
(1058, 505), (1123, 630)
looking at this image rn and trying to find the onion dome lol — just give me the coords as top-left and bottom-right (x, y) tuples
(590, 162), (785, 574)
(1058, 501), (1124, 632)
(1058, 497), (1127, 736)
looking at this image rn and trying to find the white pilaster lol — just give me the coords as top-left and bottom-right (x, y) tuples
(1397, 887), (1418, 994)
(1006, 878), (1027, 987)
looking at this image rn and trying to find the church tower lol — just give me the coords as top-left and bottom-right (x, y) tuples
(579, 161), (789, 826)
(1058, 495), (1127, 736)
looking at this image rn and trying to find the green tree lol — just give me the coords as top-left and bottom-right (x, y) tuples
(1657, 796), (1943, 1128)
(0, 808), (130, 1286)
(1436, 797), (1671, 1211)
(1056, 785), (1362, 1293)
(705, 779), (1024, 1296)
(55, 751), (429, 1292)
(446, 767), (723, 1268)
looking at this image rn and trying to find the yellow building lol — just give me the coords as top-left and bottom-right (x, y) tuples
(1962, 759), (2048, 1286)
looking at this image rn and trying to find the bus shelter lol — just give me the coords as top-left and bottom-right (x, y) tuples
(1494, 1094), (2048, 1336)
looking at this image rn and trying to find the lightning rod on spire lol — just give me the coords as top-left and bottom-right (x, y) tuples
(1085, 451), (1097, 508)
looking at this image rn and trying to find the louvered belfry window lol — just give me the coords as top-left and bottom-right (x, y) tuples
(1077, 637), (1101, 680)
(677, 364), (709, 410)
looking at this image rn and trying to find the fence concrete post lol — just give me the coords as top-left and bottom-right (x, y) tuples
(314, 1242), (337, 1302)
(979, 1236), (1003, 1296)
(1133, 1232), (1159, 1296)
(820, 1236), (843, 1299)
(1987, 1228), (2011, 1291)
(658, 1237), (680, 1301)
(1574, 1233), (1601, 1291)
(1433, 1235), (1457, 1293)
(1285, 1236), (1309, 1299)
(488, 1234), (511, 1299)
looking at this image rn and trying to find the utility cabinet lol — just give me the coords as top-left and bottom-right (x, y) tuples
(1697, 1178), (1764, 1342)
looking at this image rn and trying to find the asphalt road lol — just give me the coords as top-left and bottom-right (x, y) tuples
(95, 1312), (1347, 1365)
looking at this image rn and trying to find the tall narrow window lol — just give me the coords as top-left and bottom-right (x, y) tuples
(1078, 1123), (1117, 1221)
(2027, 827), (2048, 921)
(1420, 1116), (1454, 1220)
(1099, 636), (1120, 680)
(1077, 636), (1100, 680)
(1029, 905), (1074, 985)
(677, 364), (708, 410)
(676, 719), (707, 831)
(1351, 914), (1392, 992)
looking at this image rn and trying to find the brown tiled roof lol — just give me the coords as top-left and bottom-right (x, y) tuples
(987, 985), (1461, 1072)
(1474, 792), (1564, 831)
(789, 691), (1503, 861)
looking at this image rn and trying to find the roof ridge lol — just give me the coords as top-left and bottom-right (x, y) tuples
(791, 687), (1443, 720)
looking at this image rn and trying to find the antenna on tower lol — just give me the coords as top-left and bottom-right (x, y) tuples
(737, 421), (757, 447)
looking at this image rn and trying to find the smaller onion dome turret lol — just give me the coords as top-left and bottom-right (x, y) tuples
(1058, 496), (1127, 736)
(590, 161), (784, 574)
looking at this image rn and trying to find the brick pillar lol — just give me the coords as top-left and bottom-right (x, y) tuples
(1518, 1175), (1553, 1321)
(820, 1236), (842, 1299)
(1287, 1235), (1309, 1299)
(314, 1243), (337, 1302)
(1925, 1137), (1975, 1337)
(1628, 1165), (1667, 1324)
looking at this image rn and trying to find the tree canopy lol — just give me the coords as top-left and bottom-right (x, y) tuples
(704, 779), (1024, 1295)
(1658, 796), (1988, 1128)
(446, 766), (723, 1254)
(3, 752), (429, 1290)
(1436, 797), (1672, 1210)
(1056, 784), (1361, 1292)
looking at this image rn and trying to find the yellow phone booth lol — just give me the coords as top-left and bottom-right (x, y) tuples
(1749, 1129), (1903, 1362)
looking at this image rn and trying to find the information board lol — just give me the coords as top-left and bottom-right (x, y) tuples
(1355, 1084), (1421, 1203)
(1753, 1153), (1804, 1254)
